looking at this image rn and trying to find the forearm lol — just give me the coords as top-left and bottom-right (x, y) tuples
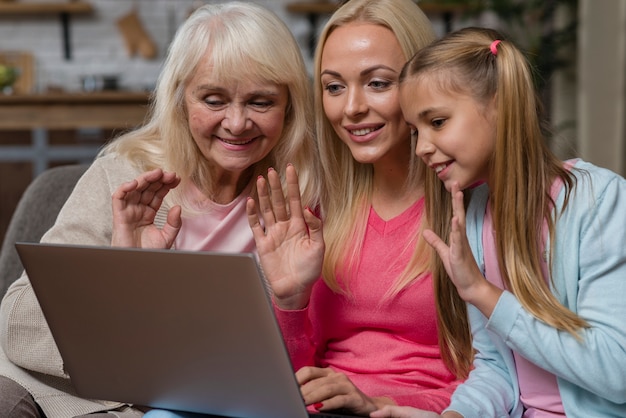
(273, 302), (316, 371)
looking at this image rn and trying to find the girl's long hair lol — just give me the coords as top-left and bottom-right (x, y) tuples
(401, 26), (588, 378)
(313, 0), (436, 299)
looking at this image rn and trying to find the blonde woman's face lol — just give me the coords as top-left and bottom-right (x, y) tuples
(320, 23), (410, 167)
(400, 75), (497, 191)
(184, 54), (288, 182)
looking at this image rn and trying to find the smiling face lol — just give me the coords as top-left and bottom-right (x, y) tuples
(320, 23), (410, 166)
(399, 73), (497, 191)
(184, 53), (289, 184)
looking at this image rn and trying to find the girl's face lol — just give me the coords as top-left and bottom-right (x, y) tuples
(320, 23), (410, 166)
(184, 54), (288, 183)
(399, 74), (497, 191)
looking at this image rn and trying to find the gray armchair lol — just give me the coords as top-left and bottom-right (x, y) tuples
(0, 164), (90, 297)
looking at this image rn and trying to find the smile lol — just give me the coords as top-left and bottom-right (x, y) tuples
(220, 137), (256, 146)
(432, 162), (450, 174)
(349, 126), (381, 136)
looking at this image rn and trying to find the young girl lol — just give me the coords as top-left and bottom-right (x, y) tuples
(373, 27), (626, 418)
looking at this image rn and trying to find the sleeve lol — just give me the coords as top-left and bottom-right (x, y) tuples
(273, 302), (316, 371)
(0, 155), (139, 377)
(487, 171), (626, 404)
(443, 184), (523, 418)
(444, 304), (522, 418)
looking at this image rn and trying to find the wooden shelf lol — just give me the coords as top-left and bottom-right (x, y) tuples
(0, 1), (92, 15)
(0, 1), (94, 60)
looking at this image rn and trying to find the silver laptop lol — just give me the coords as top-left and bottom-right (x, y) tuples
(16, 242), (356, 418)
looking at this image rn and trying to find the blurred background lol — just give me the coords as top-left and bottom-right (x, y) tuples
(0, 0), (624, 246)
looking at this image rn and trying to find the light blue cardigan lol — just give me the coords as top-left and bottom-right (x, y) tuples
(445, 160), (626, 418)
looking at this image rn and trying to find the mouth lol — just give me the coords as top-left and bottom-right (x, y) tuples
(219, 136), (257, 146)
(347, 126), (382, 137)
(431, 161), (452, 174)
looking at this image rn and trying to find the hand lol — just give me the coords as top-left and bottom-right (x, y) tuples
(246, 164), (324, 310)
(422, 183), (501, 317)
(370, 405), (442, 418)
(297, 366), (395, 416)
(111, 168), (182, 249)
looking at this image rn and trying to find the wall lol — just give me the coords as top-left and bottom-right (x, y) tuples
(0, 0), (475, 94)
(0, 0), (313, 93)
(577, 0), (626, 176)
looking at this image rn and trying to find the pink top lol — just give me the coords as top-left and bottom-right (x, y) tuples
(174, 182), (255, 253)
(275, 198), (463, 412)
(482, 185), (565, 416)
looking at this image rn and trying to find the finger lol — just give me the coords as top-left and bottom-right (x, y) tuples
(246, 197), (265, 239)
(370, 406), (415, 418)
(303, 207), (323, 242)
(256, 174), (276, 227)
(422, 229), (447, 254)
(285, 164), (305, 221)
(267, 167), (289, 222)
(161, 205), (182, 248)
(450, 182), (466, 229)
(423, 229), (451, 274)
(111, 179), (139, 207)
(295, 366), (328, 385)
(134, 168), (166, 192)
(147, 173), (181, 210)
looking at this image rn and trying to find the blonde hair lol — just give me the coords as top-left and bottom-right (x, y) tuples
(314, 0), (436, 299)
(400, 26), (588, 378)
(101, 2), (319, 210)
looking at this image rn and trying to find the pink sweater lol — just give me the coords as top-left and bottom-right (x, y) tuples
(274, 199), (462, 412)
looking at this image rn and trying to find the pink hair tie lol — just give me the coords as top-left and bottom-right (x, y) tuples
(490, 40), (502, 55)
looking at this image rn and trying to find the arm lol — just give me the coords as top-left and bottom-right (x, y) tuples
(246, 165), (324, 310)
(425, 184), (522, 418)
(488, 170), (626, 403)
(246, 164), (323, 370)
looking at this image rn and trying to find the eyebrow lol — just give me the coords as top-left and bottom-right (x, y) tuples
(194, 85), (282, 97)
(321, 64), (399, 78)
(418, 107), (440, 119)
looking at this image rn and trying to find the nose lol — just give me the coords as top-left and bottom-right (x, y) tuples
(222, 104), (251, 135)
(415, 133), (435, 159)
(344, 87), (368, 117)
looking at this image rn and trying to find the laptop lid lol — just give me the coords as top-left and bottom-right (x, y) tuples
(15, 242), (313, 418)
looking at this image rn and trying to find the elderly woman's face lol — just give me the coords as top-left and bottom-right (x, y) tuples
(185, 55), (289, 180)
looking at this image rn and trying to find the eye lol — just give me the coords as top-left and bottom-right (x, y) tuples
(369, 79), (392, 90)
(249, 100), (273, 110)
(324, 82), (344, 95)
(204, 95), (227, 109)
(410, 128), (418, 138)
(432, 118), (446, 128)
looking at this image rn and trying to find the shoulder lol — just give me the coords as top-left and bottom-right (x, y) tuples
(564, 159), (626, 213)
(81, 152), (144, 191)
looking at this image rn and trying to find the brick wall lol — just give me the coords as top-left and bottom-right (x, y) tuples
(0, 0), (313, 93)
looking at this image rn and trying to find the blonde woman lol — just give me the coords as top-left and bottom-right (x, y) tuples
(248, 0), (467, 416)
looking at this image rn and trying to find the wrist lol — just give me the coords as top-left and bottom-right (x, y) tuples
(463, 279), (502, 318)
(442, 411), (463, 418)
